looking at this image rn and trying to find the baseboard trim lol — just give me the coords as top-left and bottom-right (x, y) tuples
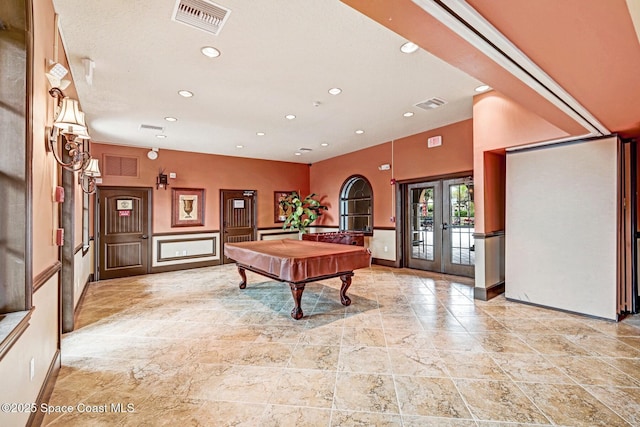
(151, 259), (221, 273)
(27, 349), (61, 427)
(474, 280), (505, 301)
(372, 258), (399, 268)
(73, 276), (92, 328)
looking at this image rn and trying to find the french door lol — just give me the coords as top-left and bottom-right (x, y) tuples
(404, 178), (475, 277)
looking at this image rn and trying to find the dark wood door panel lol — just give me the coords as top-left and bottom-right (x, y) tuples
(221, 190), (256, 263)
(98, 187), (151, 279)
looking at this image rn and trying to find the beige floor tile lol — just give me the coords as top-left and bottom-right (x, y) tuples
(388, 347), (448, 377)
(333, 372), (399, 413)
(394, 376), (471, 418)
(472, 332), (537, 354)
(523, 334), (594, 356)
(287, 344), (339, 371)
(518, 382), (631, 427)
(564, 334), (640, 358)
(403, 415), (477, 426)
(260, 405), (331, 427)
(384, 329), (434, 349)
(269, 369), (336, 408)
(490, 353), (572, 384)
(584, 385), (640, 426)
(341, 327), (386, 347)
(186, 365), (283, 404)
(338, 345), (391, 374)
(440, 350), (509, 380)
(427, 331), (486, 352)
(600, 357), (640, 382)
(546, 355), (640, 387)
(43, 265), (640, 426)
(330, 410), (401, 426)
(192, 401), (267, 426)
(455, 379), (550, 424)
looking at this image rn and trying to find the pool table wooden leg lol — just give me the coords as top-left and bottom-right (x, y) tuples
(289, 283), (305, 320)
(340, 273), (353, 306)
(237, 266), (247, 289)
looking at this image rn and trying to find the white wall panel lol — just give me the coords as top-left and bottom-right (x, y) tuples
(505, 136), (618, 320)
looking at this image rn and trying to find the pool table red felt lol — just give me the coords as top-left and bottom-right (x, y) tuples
(224, 239), (371, 319)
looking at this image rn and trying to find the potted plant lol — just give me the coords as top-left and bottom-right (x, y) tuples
(280, 191), (328, 234)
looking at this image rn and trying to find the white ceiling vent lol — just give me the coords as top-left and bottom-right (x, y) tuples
(139, 124), (164, 132)
(415, 97), (448, 110)
(172, 0), (231, 36)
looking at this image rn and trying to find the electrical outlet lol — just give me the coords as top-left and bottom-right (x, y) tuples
(30, 357), (35, 381)
(182, 250), (187, 256)
(384, 246), (388, 252)
(175, 251), (180, 256)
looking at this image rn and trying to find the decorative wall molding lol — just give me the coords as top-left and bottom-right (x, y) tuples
(33, 261), (61, 292)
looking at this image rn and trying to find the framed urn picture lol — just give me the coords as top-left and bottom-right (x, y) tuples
(172, 188), (205, 227)
(274, 191), (293, 223)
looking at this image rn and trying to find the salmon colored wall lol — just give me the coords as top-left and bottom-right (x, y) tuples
(32, 0), (62, 276)
(90, 144), (310, 233)
(483, 151), (506, 233)
(473, 90), (570, 233)
(310, 120), (473, 227)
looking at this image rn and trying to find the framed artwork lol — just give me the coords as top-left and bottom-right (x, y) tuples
(172, 188), (205, 227)
(274, 191), (293, 223)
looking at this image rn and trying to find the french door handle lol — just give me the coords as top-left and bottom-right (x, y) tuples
(441, 222), (448, 230)
(141, 235), (148, 239)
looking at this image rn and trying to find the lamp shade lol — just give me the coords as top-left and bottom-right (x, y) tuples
(84, 158), (101, 177)
(75, 126), (91, 140)
(54, 97), (86, 133)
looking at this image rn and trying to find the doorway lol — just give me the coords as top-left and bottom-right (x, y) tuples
(404, 178), (475, 277)
(97, 187), (152, 280)
(221, 189), (257, 264)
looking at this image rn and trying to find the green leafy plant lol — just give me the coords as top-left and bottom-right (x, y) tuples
(280, 191), (328, 234)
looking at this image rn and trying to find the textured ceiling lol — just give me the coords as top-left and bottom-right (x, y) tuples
(51, 0), (484, 163)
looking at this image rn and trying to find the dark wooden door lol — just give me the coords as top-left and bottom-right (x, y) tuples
(97, 187), (152, 280)
(221, 189), (256, 264)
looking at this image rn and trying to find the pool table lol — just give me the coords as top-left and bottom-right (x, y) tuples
(223, 239), (371, 319)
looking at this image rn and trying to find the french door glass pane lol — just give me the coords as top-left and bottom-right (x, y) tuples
(411, 187), (434, 261)
(449, 184), (475, 265)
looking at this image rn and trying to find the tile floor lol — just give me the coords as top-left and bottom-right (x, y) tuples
(42, 265), (640, 426)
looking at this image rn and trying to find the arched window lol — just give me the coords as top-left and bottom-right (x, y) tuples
(339, 175), (373, 235)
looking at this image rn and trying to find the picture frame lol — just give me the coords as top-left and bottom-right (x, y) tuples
(172, 188), (205, 227)
(274, 191), (293, 223)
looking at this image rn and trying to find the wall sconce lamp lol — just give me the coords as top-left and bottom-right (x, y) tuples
(465, 176), (474, 201)
(156, 169), (169, 190)
(79, 158), (101, 194)
(47, 87), (91, 172)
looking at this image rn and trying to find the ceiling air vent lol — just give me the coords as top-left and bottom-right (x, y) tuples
(415, 97), (448, 110)
(139, 124), (164, 132)
(172, 0), (231, 36)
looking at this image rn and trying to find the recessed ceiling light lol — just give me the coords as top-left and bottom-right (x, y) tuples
(321, 143), (329, 147)
(178, 90), (193, 98)
(164, 116), (178, 122)
(355, 129), (364, 135)
(400, 41), (419, 54)
(285, 114), (296, 120)
(236, 145), (244, 149)
(403, 112), (414, 117)
(256, 132), (265, 136)
(475, 84), (491, 92)
(156, 134), (167, 139)
(294, 152), (302, 156)
(328, 87), (342, 95)
(201, 46), (221, 58)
